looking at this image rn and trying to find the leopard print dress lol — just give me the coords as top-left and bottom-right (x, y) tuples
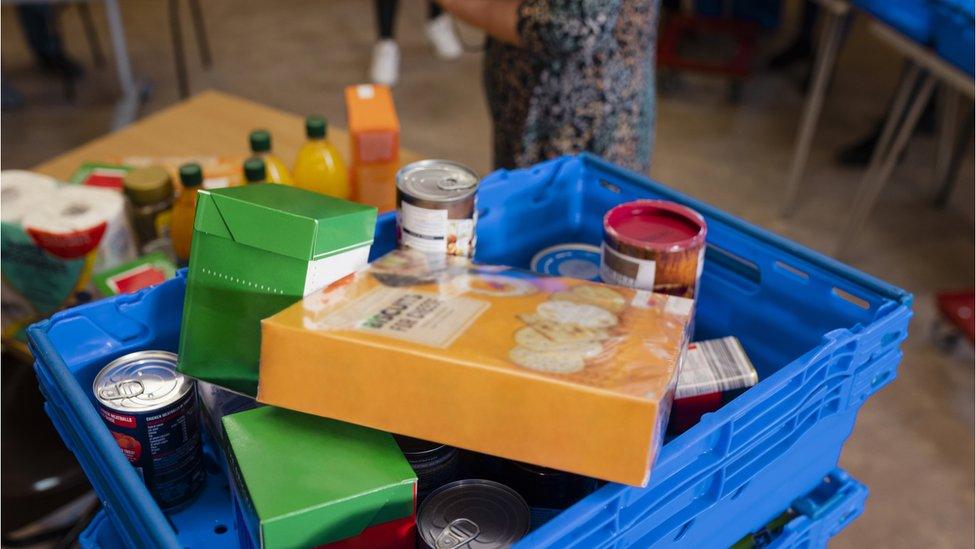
(483, 0), (659, 172)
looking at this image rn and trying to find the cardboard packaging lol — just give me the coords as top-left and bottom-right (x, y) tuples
(259, 250), (693, 486)
(93, 252), (176, 297)
(345, 84), (400, 166)
(178, 184), (377, 396)
(223, 406), (417, 549)
(352, 162), (398, 213)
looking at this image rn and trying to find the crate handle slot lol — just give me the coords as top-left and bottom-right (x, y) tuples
(774, 261), (810, 282)
(832, 287), (870, 309)
(599, 179), (622, 194)
(705, 245), (761, 285)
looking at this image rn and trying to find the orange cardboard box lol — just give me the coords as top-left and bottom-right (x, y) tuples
(352, 162), (398, 213)
(345, 84), (400, 166)
(258, 250), (692, 486)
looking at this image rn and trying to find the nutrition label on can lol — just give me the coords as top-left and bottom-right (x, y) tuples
(600, 243), (656, 290)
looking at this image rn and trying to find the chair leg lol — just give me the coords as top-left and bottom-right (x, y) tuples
(934, 107), (974, 208)
(835, 72), (938, 258)
(188, 0), (212, 67)
(168, 0), (190, 99)
(77, 2), (105, 67)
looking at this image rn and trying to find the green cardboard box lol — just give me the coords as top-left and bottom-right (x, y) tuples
(223, 406), (417, 549)
(178, 184), (376, 395)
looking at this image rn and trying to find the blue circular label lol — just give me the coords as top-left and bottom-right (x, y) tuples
(531, 244), (602, 281)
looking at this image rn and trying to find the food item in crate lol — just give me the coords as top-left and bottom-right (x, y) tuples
(92, 252), (176, 297)
(243, 157), (267, 185)
(293, 115), (350, 198)
(248, 129), (293, 185)
(530, 243), (602, 281)
(169, 163), (204, 263)
(347, 84), (400, 211)
(178, 183), (377, 396)
(670, 336), (758, 433)
(416, 480), (530, 549)
(222, 406), (417, 549)
(69, 162), (132, 191)
(396, 160), (478, 258)
(395, 435), (460, 503)
(601, 199), (707, 299)
(499, 461), (599, 529)
(123, 166), (174, 255)
(258, 249), (693, 486)
(93, 351), (205, 510)
(3, 181), (137, 350)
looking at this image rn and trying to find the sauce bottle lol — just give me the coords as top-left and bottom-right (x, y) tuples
(244, 158), (267, 185)
(123, 166), (174, 255)
(170, 163), (203, 263)
(292, 115), (350, 198)
(248, 129), (294, 185)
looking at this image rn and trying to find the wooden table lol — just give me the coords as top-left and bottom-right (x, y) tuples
(33, 90), (421, 182)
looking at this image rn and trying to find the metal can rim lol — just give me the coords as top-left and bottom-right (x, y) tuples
(417, 479), (530, 548)
(603, 199), (707, 253)
(93, 350), (189, 412)
(396, 160), (479, 203)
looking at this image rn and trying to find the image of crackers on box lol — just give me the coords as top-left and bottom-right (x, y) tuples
(258, 249), (694, 487)
(178, 184), (377, 396)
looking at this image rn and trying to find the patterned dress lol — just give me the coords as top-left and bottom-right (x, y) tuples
(483, 0), (659, 172)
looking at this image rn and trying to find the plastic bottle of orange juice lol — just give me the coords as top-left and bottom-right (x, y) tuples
(248, 129), (293, 185)
(170, 163), (203, 263)
(292, 115), (350, 198)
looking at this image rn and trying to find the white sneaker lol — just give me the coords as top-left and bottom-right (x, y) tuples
(370, 39), (400, 86)
(425, 14), (462, 60)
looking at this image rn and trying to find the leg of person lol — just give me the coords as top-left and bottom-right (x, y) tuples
(426, 1), (462, 60)
(370, 0), (401, 85)
(769, 1), (818, 69)
(16, 4), (83, 78)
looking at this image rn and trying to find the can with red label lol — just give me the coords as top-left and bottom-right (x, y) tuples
(601, 200), (707, 299)
(93, 350), (205, 509)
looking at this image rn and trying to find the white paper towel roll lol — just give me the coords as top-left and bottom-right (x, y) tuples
(22, 185), (137, 270)
(1, 170), (59, 223)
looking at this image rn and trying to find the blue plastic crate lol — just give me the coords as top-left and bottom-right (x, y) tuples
(932, 0), (975, 75)
(30, 154), (911, 548)
(855, 0), (935, 44)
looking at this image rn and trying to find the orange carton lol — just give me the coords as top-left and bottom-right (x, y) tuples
(258, 250), (692, 486)
(352, 162), (398, 213)
(345, 84), (400, 166)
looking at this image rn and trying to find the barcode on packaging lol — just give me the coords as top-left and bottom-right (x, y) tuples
(676, 336), (757, 399)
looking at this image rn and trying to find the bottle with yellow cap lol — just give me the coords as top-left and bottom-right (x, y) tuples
(248, 129), (293, 185)
(170, 163), (204, 263)
(243, 158), (268, 185)
(292, 115), (350, 198)
(123, 166), (174, 254)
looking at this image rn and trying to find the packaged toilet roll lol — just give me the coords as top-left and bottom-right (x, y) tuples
(1, 173), (137, 350)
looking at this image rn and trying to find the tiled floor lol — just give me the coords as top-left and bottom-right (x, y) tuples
(2, 2), (973, 547)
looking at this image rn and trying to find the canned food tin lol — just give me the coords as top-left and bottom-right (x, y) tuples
(530, 243), (602, 281)
(93, 350), (205, 509)
(417, 479), (530, 549)
(601, 200), (707, 298)
(396, 160), (479, 257)
(501, 461), (598, 518)
(394, 435), (460, 503)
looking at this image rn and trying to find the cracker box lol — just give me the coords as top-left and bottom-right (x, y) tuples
(223, 407), (417, 549)
(258, 250), (693, 486)
(345, 84), (399, 166)
(178, 184), (377, 396)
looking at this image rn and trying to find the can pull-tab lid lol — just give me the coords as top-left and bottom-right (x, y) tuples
(98, 380), (144, 400)
(435, 518), (480, 549)
(436, 177), (476, 191)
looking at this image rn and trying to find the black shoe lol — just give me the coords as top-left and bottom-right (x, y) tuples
(38, 53), (84, 79)
(768, 40), (813, 70)
(837, 127), (882, 167)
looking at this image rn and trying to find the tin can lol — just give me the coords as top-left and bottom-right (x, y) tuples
(601, 200), (707, 298)
(93, 350), (205, 509)
(417, 479), (530, 549)
(501, 461), (598, 527)
(530, 243), (602, 281)
(396, 160), (479, 257)
(394, 435), (460, 503)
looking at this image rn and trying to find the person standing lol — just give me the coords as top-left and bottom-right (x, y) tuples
(371, 0), (464, 86)
(435, 0), (660, 173)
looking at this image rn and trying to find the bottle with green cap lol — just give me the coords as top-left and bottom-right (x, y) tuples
(170, 162), (204, 263)
(292, 115), (350, 198)
(248, 129), (294, 185)
(243, 158), (267, 185)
